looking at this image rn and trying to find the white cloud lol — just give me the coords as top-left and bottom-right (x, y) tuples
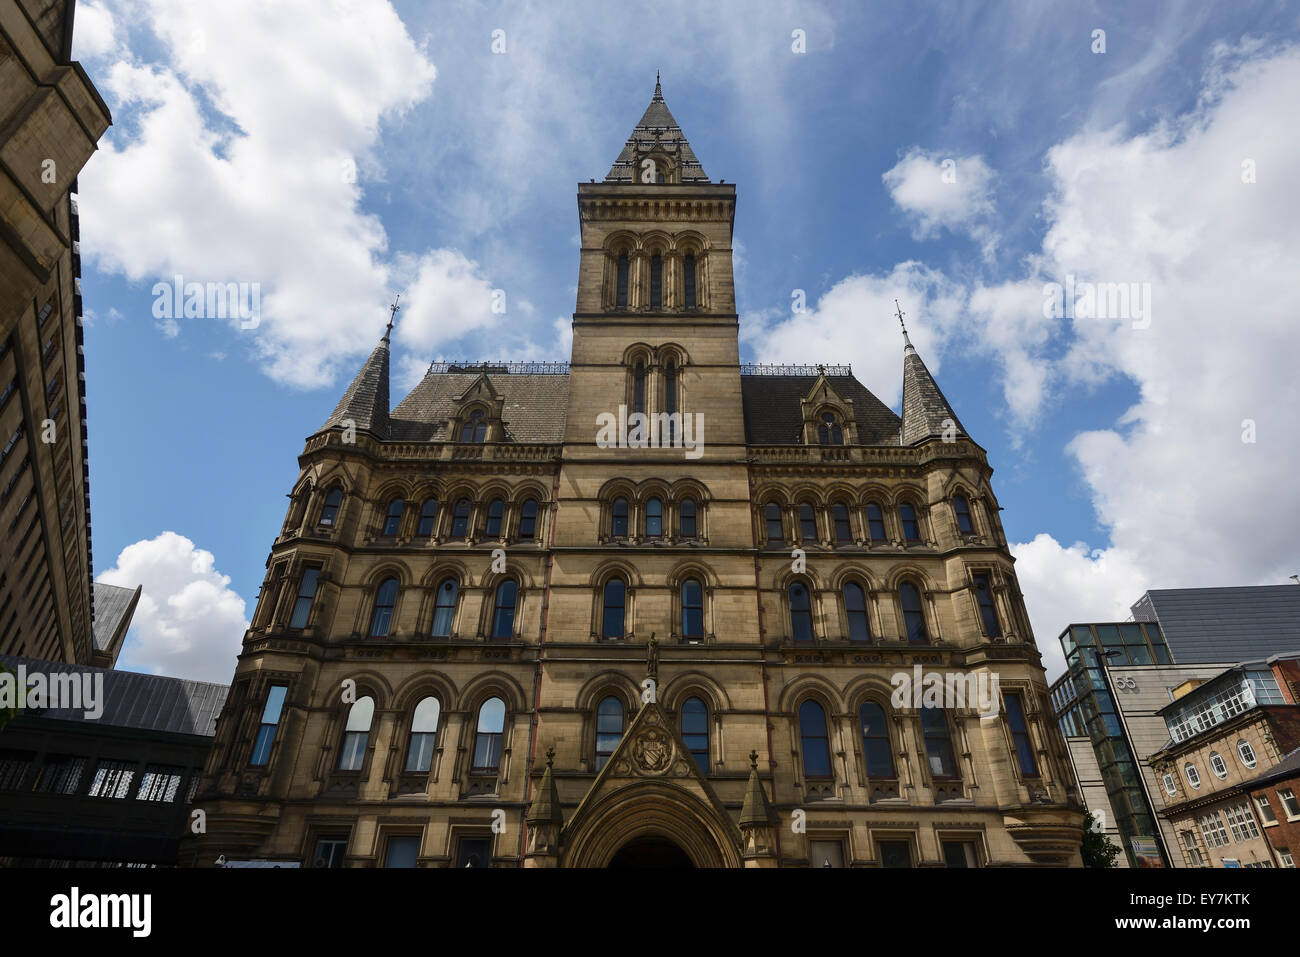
(882, 149), (999, 260)
(98, 532), (249, 683)
(72, 1), (119, 60)
(77, 0), (438, 388)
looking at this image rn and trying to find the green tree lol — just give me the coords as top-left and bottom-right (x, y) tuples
(1080, 810), (1121, 868)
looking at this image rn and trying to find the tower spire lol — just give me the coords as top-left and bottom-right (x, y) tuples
(895, 299), (914, 354)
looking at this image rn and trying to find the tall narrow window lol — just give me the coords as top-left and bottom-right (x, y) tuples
(338, 696), (374, 771)
(633, 363), (646, 414)
(650, 254), (663, 308)
(899, 504), (920, 542)
(681, 578), (703, 639)
(899, 582), (927, 643)
(953, 494), (974, 535)
(679, 498), (697, 538)
(859, 702), (894, 778)
(611, 498), (629, 538)
(682, 697), (709, 772)
(596, 697), (624, 771)
(473, 698), (506, 771)
(431, 578), (458, 637)
(798, 503), (818, 542)
(405, 697), (440, 773)
(369, 578), (399, 638)
(417, 498), (439, 536)
(616, 253), (629, 308)
(288, 568), (320, 630)
(799, 700), (832, 779)
(972, 573), (1001, 638)
(832, 503), (852, 543)
(451, 499), (471, 537)
(844, 582), (871, 642)
(602, 578), (626, 639)
(664, 361), (677, 444)
(764, 502), (784, 544)
(518, 499), (538, 540)
(789, 582), (813, 642)
(921, 707), (957, 778)
(645, 497), (663, 538)
(1004, 692), (1038, 777)
(491, 580), (517, 639)
(382, 498), (404, 536)
(318, 488), (342, 527)
(866, 502), (886, 541)
(485, 498), (504, 537)
(460, 409), (487, 443)
(683, 253), (696, 308)
(250, 685), (288, 767)
(818, 413), (843, 445)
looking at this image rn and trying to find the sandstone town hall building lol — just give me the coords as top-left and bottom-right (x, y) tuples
(183, 80), (1085, 868)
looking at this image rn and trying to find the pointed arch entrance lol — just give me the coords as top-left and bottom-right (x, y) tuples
(608, 836), (694, 868)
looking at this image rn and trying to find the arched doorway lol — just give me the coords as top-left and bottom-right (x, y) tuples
(608, 836), (694, 869)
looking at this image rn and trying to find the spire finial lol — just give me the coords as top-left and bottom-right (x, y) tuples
(545, 746), (555, 768)
(895, 299), (915, 353)
(749, 749), (759, 770)
(653, 71), (663, 100)
(385, 294), (401, 341)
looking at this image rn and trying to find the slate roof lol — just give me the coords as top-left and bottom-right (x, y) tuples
(0, 654), (229, 737)
(390, 370), (570, 443)
(900, 344), (966, 446)
(739, 374), (901, 445)
(91, 581), (140, 654)
(1130, 586), (1300, 664)
(605, 78), (710, 183)
(1241, 745), (1300, 789)
(319, 333), (390, 437)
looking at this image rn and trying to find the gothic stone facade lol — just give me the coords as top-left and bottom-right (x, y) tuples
(183, 82), (1084, 868)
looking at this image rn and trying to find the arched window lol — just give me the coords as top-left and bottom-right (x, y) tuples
(645, 497), (663, 538)
(369, 578), (399, 638)
(832, 503), (852, 543)
(596, 696), (624, 771)
(953, 494), (974, 535)
(431, 578), (458, 637)
(799, 700), (832, 779)
(611, 498), (629, 538)
(491, 580), (517, 639)
(1238, 739), (1258, 768)
(818, 412), (843, 445)
(650, 254), (663, 309)
(460, 409), (487, 443)
(405, 697), (440, 772)
(518, 499), (539, 540)
(602, 577), (626, 639)
(615, 253), (629, 308)
(338, 696), (374, 771)
(473, 698), (506, 771)
(681, 578), (703, 639)
(683, 253), (696, 308)
(899, 503), (920, 542)
(417, 498), (439, 537)
(1184, 763), (1201, 789)
(899, 582), (927, 643)
(866, 502), (886, 541)
(789, 582), (813, 642)
(764, 502), (784, 544)
(633, 362), (646, 414)
(844, 582), (871, 642)
(382, 497), (404, 536)
(920, 707), (957, 778)
(318, 487), (343, 527)
(484, 498), (504, 537)
(681, 697), (708, 772)
(1209, 751), (1227, 779)
(664, 361), (677, 444)
(451, 498), (471, 538)
(972, 573), (1001, 638)
(798, 502), (818, 542)
(679, 498), (697, 538)
(859, 702), (895, 778)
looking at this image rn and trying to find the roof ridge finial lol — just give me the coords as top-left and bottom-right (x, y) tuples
(385, 293), (401, 342)
(653, 70), (663, 100)
(895, 299), (915, 354)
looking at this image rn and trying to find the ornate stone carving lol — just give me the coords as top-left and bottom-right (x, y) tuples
(631, 727), (673, 774)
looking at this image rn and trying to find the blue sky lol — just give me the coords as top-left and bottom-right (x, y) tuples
(70, 1), (1300, 682)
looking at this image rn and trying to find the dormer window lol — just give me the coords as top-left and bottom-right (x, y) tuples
(818, 413), (843, 445)
(460, 409), (487, 443)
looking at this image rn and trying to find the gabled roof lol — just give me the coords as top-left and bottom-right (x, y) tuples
(605, 77), (710, 183)
(90, 581), (140, 667)
(739, 373), (901, 445)
(319, 333), (390, 437)
(900, 341), (967, 445)
(390, 369), (569, 443)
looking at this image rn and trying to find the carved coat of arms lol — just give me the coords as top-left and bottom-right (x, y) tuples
(632, 729), (672, 773)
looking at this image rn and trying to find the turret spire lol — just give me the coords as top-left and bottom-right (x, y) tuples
(318, 305), (393, 438)
(604, 78), (709, 183)
(897, 304), (967, 445)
